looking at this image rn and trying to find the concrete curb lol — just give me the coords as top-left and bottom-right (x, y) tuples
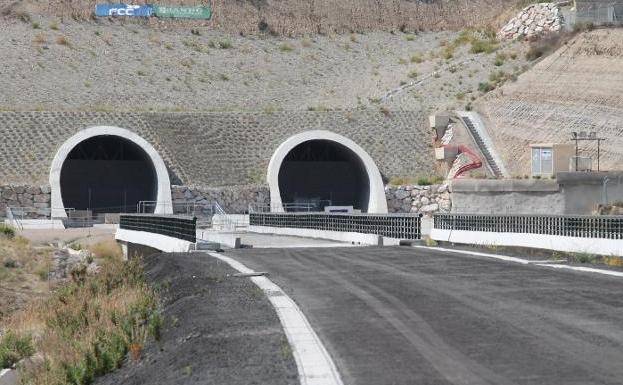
(205, 252), (344, 385)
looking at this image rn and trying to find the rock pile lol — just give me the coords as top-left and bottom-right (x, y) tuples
(385, 183), (452, 216)
(49, 248), (99, 281)
(498, 3), (563, 40)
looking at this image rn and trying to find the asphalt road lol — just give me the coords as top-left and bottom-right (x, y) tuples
(228, 246), (623, 385)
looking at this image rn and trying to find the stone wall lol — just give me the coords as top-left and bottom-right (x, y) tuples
(499, 3), (563, 40)
(0, 185), (51, 218)
(171, 185), (270, 217)
(385, 184), (452, 216)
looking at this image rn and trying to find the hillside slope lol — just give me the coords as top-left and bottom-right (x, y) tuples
(478, 29), (623, 176)
(0, 18), (529, 113)
(2, 0), (524, 35)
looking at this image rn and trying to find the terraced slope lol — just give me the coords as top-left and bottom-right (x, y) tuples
(0, 111), (433, 187)
(478, 29), (623, 176)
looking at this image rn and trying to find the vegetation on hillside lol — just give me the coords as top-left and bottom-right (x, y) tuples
(0, 237), (160, 385)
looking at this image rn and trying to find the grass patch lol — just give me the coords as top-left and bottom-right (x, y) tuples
(0, 224), (16, 239)
(410, 53), (423, 63)
(279, 42), (293, 52)
(388, 175), (444, 186)
(0, 332), (35, 368)
(2, 255), (160, 384)
(88, 240), (122, 261)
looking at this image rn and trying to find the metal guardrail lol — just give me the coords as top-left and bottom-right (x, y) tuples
(434, 214), (623, 240)
(250, 201), (333, 213)
(250, 212), (422, 240)
(120, 214), (197, 243)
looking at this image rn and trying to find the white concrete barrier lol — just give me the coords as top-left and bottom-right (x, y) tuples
(248, 225), (403, 246)
(431, 228), (623, 255)
(115, 228), (194, 253)
(196, 229), (242, 248)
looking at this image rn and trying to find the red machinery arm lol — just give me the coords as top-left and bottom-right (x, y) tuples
(443, 144), (482, 178)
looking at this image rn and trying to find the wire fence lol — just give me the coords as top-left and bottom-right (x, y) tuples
(575, 3), (623, 24)
(434, 214), (623, 239)
(119, 214), (197, 242)
(250, 212), (422, 240)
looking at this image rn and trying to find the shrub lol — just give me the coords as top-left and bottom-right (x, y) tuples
(0, 332), (34, 368)
(3, 259), (18, 268)
(33, 32), (46, 44)
(408, 70), (418, 79)
(410, 54), (423, 63)
(417, 176), (432, 185)
(279, 43), (293, 52)
(88, 239), (123, 259)
(56, 35), (70, 46)
(0, 224), (15, 239)
(67, 241), (82, 251)
(208, 39), (232, 49)
(31, 21), (40, 29)
(478, 82), (494, 93)
(470, 39), (497, 54)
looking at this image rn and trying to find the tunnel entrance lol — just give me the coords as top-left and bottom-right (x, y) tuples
(278, 139), (370, 212)
(60, 135), (157, 214)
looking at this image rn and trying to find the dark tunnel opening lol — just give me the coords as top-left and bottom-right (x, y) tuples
(278, 140), (370, 212)
(60, 135), (157, 214)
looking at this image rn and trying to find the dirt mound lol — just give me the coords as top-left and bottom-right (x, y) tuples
(96, 252), (297, 385)
(1, 0), (524, 35)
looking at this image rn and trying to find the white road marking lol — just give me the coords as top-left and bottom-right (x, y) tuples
(535, 263), (623, 277)
(205, 252), (344, 385)
(413, 246), (623, 278)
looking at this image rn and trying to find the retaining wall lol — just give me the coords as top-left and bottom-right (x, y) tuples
(450, 173), (623, 215)
(0, 185), (51, 217)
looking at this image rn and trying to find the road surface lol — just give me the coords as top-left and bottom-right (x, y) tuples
(228, 246), (623, 385)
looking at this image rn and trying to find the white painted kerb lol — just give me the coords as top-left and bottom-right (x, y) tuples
(431, 228), (623, 256)
(49, 126), (173, 217)
(267, 130), (388, 214)
(206, 252), (344, 385)
(115, 228), (193, 253)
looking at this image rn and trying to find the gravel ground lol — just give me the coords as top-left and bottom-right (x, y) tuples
(230, 246), (623, 385)
(0, 17), (530, 113)
(96, 252), (298, 385)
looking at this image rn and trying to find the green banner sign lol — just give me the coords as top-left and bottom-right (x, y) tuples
(153, 5), (211, 19)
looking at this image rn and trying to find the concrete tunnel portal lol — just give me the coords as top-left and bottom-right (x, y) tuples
(278, 139), (370, 212)
(267, 131), (389, 214)
(60, 135), (157, 214)
(50, 126), (173, 218)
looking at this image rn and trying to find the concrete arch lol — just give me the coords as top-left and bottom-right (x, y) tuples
(267, 130), (388, 213)
(49, 126), (173, 217)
